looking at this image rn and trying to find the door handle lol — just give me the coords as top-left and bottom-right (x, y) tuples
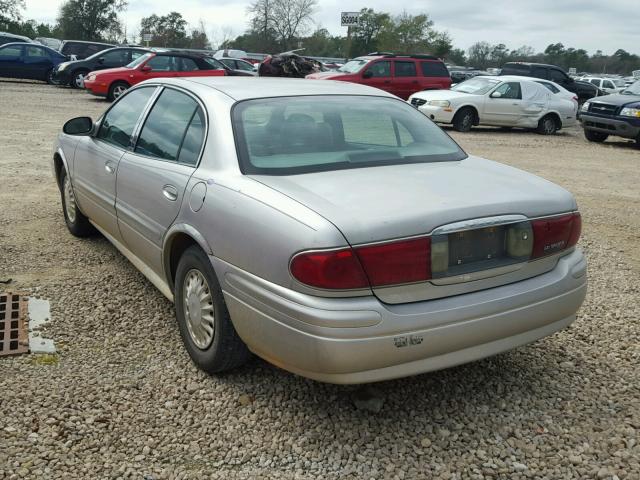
(162, 185), (178, 201)
(104, 162), (115, 174)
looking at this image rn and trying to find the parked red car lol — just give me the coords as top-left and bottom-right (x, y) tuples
(306, 53), (451, 100)
(83, 51), (227, 101)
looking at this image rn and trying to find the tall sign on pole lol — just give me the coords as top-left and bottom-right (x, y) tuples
(142, 33), (153, 48)
(341, 12), (360, 59)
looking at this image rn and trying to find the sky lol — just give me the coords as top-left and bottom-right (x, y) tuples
(22, 0), (639, 55)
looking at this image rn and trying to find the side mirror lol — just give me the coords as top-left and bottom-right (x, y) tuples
(141, 65), (152, 72)
(362, 70), (373, 79)
(490, 91), (502, 98)
(63, 116), (94, 135)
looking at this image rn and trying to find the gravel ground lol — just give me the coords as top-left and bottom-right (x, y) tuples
(0, 79), (639, 480)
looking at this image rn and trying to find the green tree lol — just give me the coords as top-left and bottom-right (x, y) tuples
(0, 0), (24, 25)
(349, 8), (392, 56)
(56, 0), (126, 41)
(140, 12), (188, 48)
(467, 41), (492, 69)
(429, 31), (453, 58)
(248, 0), (317, 51)
(445, 47), (466, 66)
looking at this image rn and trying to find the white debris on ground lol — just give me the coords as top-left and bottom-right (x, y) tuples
(28, 297), (56, 354)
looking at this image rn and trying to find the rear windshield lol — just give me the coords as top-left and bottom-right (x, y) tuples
(232, 95), (467, 175)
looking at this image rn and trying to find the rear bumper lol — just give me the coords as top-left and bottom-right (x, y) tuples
(580, 113), (640, 139)
(215, 249), (587, 384)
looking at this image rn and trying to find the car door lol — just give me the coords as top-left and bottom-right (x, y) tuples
(361, 60), (392, 94)
(22, 45), (52, 80)
(0, 44), (24, 78)
(140, 55), (181, 79)
(482, 81), (525, 125)
(116, 87), (206, 276)
(393, 60), (419, 100)
(95, 48), (129, 70)
(72, 86), (157, 242)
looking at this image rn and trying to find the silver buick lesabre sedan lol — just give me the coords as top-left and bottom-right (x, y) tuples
(53, 78), (587, 384)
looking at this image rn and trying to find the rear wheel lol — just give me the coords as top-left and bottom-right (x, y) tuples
(537, 115), (558, 135)
(452, 107), (475, 132)
(107, 81), (129, 101)
(70, 69), (88, 89)
(174, 246), (251, 374)
(584, 129), (608, 143)
(59, 169), (94, 237)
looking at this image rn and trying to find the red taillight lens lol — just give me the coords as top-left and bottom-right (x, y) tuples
(355, 237), (431, 287)
(532, 212), (581, 259)
(290, 248), (369, 289)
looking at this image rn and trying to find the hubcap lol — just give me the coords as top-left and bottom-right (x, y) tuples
(74, 73), (85, 88)
(113, 85), (127, 99)
(183, 269), (215, 349)
(63, 175), (76, 223)
(545, 119), (555, 134)
(463, 113), (473, 129)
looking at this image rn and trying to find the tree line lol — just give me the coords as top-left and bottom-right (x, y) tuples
(2, 0), (639, 74)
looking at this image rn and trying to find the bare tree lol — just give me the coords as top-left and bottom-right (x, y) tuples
(248, 0), (317, 50)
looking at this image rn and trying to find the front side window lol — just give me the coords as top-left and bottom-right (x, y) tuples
(233, 96), (466, 175)
(135, 88), (203, 163)
(100, 49), (128, 64)
(180, 58), (199, 71)
(603, 80), (615, 89)
(26, 46), (47, 58)
(146, 55), (179, 71)
(493, 82), (522, 99)
(394, 61), (416, 77)
(365, 61), (390, 78)
(97, 87), (156, 148)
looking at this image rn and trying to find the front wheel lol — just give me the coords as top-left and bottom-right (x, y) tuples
(45, 69), (58, 85)
(59, 169), (94, 237)
(174, 246), (251, 374)
(107, 81), (129, 101)
(452, 108), (475, 132)
(584, 129), (608, 143)
(70, 70), (88, 89)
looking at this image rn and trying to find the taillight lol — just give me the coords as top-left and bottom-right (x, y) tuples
(531, 212), (581, 259)
(355, 238), (431, 287)
(290, 248), (369, 289)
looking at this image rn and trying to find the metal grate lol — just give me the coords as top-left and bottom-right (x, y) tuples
(411, 98), (427, 107)
(0, 292), (29, 356)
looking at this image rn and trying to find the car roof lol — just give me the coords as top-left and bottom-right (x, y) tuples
(0, 31), (32, 41)
(160, 77), (397, 101)
(61, 40), (114, 46)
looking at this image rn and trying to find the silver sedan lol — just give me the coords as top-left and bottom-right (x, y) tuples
(53, 77), (587, 384)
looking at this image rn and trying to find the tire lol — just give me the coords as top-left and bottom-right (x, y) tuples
(174, 246), (251, 374)
(70, 69), (88, 89)
(59, 169), (94, 237)
(452, 107), (475, 132)
(537, 115), (558, 135)
(45, 68), (57, 85)
(107, 81), (129, 101)
(584, 129), (608, 143)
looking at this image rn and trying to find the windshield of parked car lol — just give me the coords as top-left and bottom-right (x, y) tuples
(451, 77), (501, 94)
(337, 59), (368, 73)
(233, 96), (467, 175)
(621, 80), (640, 95)
(127, 52), (152, 68)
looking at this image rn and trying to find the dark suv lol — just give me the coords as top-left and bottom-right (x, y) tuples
(53, 46), (151, 88)
(579, 79), (640, 146)
(501, 62), (600, 103)
(307, 53), (451, 100)
(59, 40), (114, 60)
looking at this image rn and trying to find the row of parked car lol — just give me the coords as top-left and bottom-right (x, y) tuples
(1, 34), (638, 146)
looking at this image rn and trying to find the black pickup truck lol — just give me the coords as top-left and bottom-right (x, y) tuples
(579, 79), (640, 145)
(500, 62), (601, 103)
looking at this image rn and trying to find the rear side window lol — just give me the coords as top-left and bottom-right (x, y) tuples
(180, 58), (199, 71)
(589, 79), (600, 86)
(531, 67), (548, 79)
(394, 61), (416, 77)
(0, 45), (22, 57)
(97, 87), (155, 149)
(364, 61), (390, 78)
(135, 88), (203, 163)
(549, 69), (568, 83)
(177, 109), (206, 165)
(26, 46), (47, 58)
(146, 55), (179, 71)
(421, 61), (449, 77)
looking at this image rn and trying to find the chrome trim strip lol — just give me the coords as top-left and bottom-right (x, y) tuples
(431, 214), (528, 236)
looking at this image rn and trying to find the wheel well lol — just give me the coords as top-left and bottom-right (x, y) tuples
(167, 233), (200, 290)
(53, 153), (64, 189)
(543, 112), (562, 128)
(455, 105), (479, 125)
